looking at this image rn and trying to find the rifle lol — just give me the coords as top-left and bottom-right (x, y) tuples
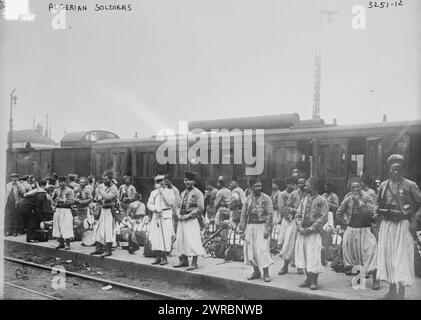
(202, 223), (229, 247)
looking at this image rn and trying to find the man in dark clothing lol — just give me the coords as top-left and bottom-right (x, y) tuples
(20, 180), (53, 242)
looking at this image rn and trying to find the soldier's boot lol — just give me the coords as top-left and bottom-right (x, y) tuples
(64, 238), (71, 250)
(160, 252), (168, 265)
(310, 273), (319, 290)
(371, 269), (380, 290)
(55, 237), (65, 250)
(263, 267), (271, 282)
(247, 266), (261, 280)
(382, 284), (398, 300)
(278, 260), (289, 275)
(90, 242), (104, 255)
(100, 242), (112, 258)
(397, 285), (405, 300)
(152, 251), (162, 265)
(173, 255), (189, 268)
(186, 256), (198, 271)
(299, 272), (311, 288)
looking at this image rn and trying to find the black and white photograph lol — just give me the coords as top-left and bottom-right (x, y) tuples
(0, 0), (420, 306)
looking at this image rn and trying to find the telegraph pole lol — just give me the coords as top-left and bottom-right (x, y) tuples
(8, 89), (17, 150)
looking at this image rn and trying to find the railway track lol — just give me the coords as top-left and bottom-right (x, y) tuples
(4, 256), (183, 300)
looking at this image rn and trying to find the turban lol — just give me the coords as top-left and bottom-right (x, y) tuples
(387, 154), (404, 166)
(272, 178), (282, 187)
(306, 176), (319, 188)
(248, 176), (261, 186)
(348, 176), (362, 186)
(102, 171), (114, 180)
(184, 171), (197, 181)
(154, 174), (165, 182)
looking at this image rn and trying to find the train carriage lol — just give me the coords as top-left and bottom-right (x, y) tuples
(6, 117), (421, 201)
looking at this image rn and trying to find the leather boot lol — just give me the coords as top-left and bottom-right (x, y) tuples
(397, 285), (405, 300)
(310, 273), (319, 290)
(382, 284), (397, 300)
(278, 260), (289, 275)
(173, 255), (189, 268)
(160, 252), (168, 265)
(247, 266), (261, 280)
(263, 267), (271, 282)
(64, 239), (71, 250)
(152, 251), (162, 265)
(371, 269), (380, 290)
(100, 242), (112, 258)
(91, 242), (104, 255)
(299, 272), (311, 288)
(55, 237), (65, 249)
(186, 256), (198, 271)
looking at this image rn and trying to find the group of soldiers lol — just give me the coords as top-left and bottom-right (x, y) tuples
(4, 153), (421, 299)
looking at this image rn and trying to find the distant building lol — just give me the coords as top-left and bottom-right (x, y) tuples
(11, 129), (58, 149)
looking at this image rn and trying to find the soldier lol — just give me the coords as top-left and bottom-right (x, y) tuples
(295, 176), (328, 290)
(86, 175), (95, 196)
(52, 176), (75, 250)
(28, 175), (39, 190)
(75, 177), (93, 219)
(119, 175), (136, 214)
(20, 175), (32, 193)
(336, 176), (380, 290)
(229, 176), (246, 227)
(147, 175), (176, 265)
(321, 181), (339, 266)
(204, 180), (218, 223)
(91, 171), (119, 257)
(278, 176), (305, 275)
(74, 177), (93, 241)
(68, 174), (80, 190)
(214, 176), (232, 227)
(174, 171), (205, 270)
(126, 192), (146, 254)
(21, 180), (53, 242)
(5, 173), (25, 236)
(239, 176), (273, 282)
(376, 154), (421, 300)
(163, 175), (180, 236)
(270, 179), (283, 225)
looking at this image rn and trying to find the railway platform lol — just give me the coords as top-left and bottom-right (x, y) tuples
(4, 235), (421, 300)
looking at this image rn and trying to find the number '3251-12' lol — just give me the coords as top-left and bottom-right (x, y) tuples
(368, 1), (403, 8)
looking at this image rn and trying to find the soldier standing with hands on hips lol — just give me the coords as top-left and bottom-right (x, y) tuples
(239, 176), (274, 282)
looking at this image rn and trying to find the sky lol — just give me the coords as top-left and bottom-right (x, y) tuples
(0, 0), (420, 143)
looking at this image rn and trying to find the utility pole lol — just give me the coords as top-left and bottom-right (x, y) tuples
(312, 10), (338, 120)
(8, 89), (17, 150)
(45, 113), (50, 137)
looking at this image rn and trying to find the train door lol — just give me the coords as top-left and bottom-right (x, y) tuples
(348, 137), (366, 177)
(111, 148), (130, 179)
(272, 141), (298, 181)
(39, 150), (52, 178)
(365, 137), (383, 186)
(313, 138), (348, 198)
